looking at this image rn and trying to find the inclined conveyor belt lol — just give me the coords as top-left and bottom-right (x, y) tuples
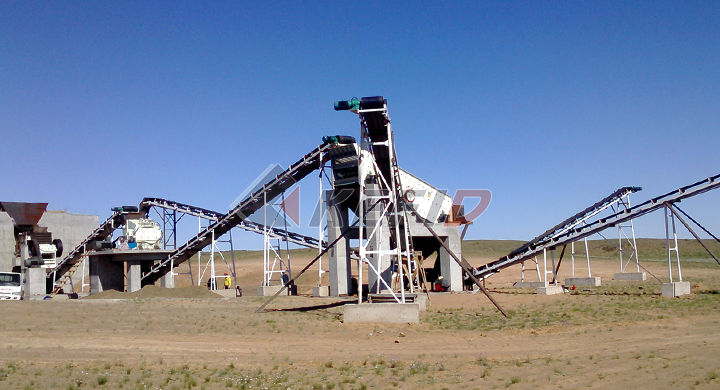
(140, 197), (325, 250)
(141, 143), (337, 284)
(474, 174), (720, 280)
(48, 210), (125, 280)
(358, 96), (393, 186)
(507, 186), (642, 259)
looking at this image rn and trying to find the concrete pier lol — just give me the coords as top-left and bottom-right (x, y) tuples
(537, 285), (565, 295)
(368, 293), (428, 311)
(127, 261), (142, 293)
(565, 277), (601, 287)
(513, 281), (546, 288)
(258, 285), (287, 296)
(364, 182), (392, 294)
(312, 286), (329, 297)
(343, 303), (420, 323)
(614, 272), (646, 281)
(409, 225), (464, 292)
(22, 267), (47, 300)
(326, 190), (352, 297)
(662, 281), (691, 297)
(160, 272), (174, 288)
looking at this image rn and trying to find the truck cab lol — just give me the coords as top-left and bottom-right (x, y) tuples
(0, 272), (22, 300)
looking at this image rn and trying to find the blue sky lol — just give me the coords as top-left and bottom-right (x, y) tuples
(1, 1), (718, 249)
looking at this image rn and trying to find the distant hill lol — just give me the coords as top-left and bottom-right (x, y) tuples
(194, 238), (720, 262)
(463, 238), (720, 261)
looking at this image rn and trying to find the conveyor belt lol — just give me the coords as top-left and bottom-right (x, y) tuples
(140, 198), (223, 221)
(507, 186), (641, 258)
(140, 197), (325, 250)
(475, 174), (720, 280)
(47, 210), (126, 289)
(141, 143), (337, 284)
(358, 97), (393, 186)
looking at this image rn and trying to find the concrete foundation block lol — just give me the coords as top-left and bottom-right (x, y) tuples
(258, 285), (287, 296)
(662, 281), (691, 297)
(213, 289), (236, 298)
(161, 272), (174, 288)
(614, 272), (646, 281)
(537, 285), (565, 295)
(22, 267), (47, 300)
(343, 303), (420, 323)
(312, 286), (329, 297)
(367, 293), (427, 311)
(565, 277), (601, 287)
(127, 261), (142, 293)
(513, 281), (546, 288)
(415, 294), (428, 311)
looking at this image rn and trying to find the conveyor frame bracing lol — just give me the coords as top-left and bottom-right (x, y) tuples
(48, 210), (126, 293)
(47, 211), (124, 278)
(140, 197), (326, 250)
(141, 143), (338, 284)
(477, 174), (720, 280)
(354, 97), (416, 303)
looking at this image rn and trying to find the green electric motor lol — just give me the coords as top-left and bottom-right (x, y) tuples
(334, 97), (360, 111)
(322, 135), (357, 144)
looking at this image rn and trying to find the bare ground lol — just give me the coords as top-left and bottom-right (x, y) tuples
(1, 254), (720, 390)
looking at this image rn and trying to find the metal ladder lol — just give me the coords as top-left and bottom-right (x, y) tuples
(355, 97), (416, 299)
(47, 211), (124, 286)
(388, 138), (417, 293)
(49, 251), (86, 296)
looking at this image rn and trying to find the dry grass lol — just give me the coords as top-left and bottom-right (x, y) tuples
(2, 246), (720, 389)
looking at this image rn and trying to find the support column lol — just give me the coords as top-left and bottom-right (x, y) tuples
(326, 190), (351, 296)
(22, 267), (47, 300)
(438, 230), (463, 292)
(127, 260), (142, 293)
(161, 272), (174, 288)
(365, 180), (392, 294)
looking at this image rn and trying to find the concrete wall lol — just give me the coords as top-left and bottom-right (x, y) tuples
(0, 210), (98, 290)
(326, 190), (352, 296)
(37, 211), (99, 256)
(0, 213), (15, 272)
(39, 211), (99, 290)
(409, 222), (464, 292)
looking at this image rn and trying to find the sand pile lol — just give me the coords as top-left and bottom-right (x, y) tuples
(692, 282), (710, 293)
(85, 285), (222, 300)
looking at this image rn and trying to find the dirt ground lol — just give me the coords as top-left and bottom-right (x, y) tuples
(1, 253), (720, 390)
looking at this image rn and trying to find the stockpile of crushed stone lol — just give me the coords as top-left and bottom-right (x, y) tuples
(85, 285), (222, 299)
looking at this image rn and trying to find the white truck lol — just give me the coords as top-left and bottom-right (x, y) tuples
(0, 272), (22, 300)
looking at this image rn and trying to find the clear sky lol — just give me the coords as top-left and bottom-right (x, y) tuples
(1, 1), (718, 249)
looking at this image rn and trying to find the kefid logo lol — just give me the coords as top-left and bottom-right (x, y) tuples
(232, 164), (491, 228)
(452, 189), (492, 223)
(230, 164), (301, 226)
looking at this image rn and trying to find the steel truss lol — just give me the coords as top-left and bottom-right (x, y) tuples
(514, 187), (640, 284)
(48, 210), (127, 294)
(196, 218), (236, 291)
(480, 174), (720, 281)
(261, 191), (293, 287)
(612, 196), (640, 274)
(141, 143), (338, 285)
(139, 197), (330, 289)
(354, 98), (415, 303)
